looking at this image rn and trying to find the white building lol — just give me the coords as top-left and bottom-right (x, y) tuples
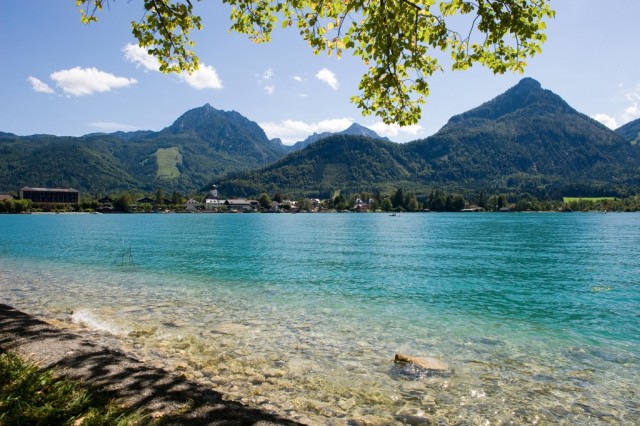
(205, 185), (224, 211)
(205, 198), (226, 210)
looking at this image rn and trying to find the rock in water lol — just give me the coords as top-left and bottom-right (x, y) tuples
(394, 353), (448, 371)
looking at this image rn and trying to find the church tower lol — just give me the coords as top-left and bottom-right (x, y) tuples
(209, 185), (218, 199)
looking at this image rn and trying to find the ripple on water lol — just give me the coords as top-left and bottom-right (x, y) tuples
(1, 213), (640, 425)
(3, 272), (640, 424)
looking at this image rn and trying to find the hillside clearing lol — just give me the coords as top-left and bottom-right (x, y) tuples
(155, 147), (182, 179)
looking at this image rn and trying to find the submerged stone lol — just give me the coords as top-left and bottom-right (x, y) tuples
(395, 353), (449, 371)
(128, 326), (157, 338)
(210, 322), (249, 335)
(395, 408), (430, 425)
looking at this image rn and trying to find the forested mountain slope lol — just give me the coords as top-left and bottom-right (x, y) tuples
(616, 118), (640, 145)
(2, 81), (639, 199)
(0, 104), (288, 194)
(216, 79), (640, 198)
(404, 78), (640, 197)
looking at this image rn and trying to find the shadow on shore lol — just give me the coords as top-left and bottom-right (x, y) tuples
(0, 303), (304, 425)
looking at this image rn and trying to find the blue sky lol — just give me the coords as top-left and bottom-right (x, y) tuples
(1, 1), (639, 144)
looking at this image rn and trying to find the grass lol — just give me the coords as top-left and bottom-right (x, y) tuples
(0, 351), (151, 426)
(563, 197), (616, 203)
(155, 147), (182, 179)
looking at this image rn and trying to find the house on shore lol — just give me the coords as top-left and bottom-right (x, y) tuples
(205, 198), (226, 210)
(204, 185), (225, 211)
(185, 198), (201, 212)
(225, 199), (259, 212)
(19, 187), (79, 204)
(136, 196), (156, 204)
(354, 197), (373, 212)
(198, 185), (259, 212)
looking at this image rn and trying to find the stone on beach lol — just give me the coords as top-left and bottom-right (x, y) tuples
(394, 353), (449, 371)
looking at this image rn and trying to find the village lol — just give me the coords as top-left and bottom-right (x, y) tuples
(0, 185), (382, 214)
(3, 185), (635, 214)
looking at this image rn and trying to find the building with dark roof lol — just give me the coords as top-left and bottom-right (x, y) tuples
(19, 187), (79, 204)
(224, 199), (259, 212)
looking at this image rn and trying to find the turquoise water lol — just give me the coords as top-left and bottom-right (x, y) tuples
(1, 213), (639, 424)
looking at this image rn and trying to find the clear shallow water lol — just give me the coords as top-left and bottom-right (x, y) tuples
(1, 212), (639, 424)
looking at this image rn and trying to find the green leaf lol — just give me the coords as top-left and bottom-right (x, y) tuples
(75, 0), (555, 126)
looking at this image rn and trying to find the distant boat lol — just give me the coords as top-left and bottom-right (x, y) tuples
(389, 213), (398, 217)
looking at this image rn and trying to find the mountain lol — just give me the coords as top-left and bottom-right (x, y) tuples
(160, 104), (287, 161)
(404, 78), (640, 197)
(0, 133), (142, 194)
(218, 134), (414, 198)
(343, 123), (386, 139)
(616, 118), (640, 145)
(138, 104), (289, 189)
(3, 81), (639, 199)
(0, 105), (289, 194)
(288, 123), (388, 152)
(218, 78), (640, 199)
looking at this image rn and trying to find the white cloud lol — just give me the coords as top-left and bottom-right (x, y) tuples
(623, 103), (640, 122)
(292, 75), (303, 82)
(594, 83), (640, 128)
(260, 118), (424, 144)
(89, 122), (139, 132)
(27, 76), (54, 94)
(123, 43), (222, 90)
(315, 68), (338, 90)
(621, 84), (640, 122)
(592, 114), (619, 129)
(621, 85), (640, 123)
(179, 65), (223, 90)
(369, 122), (424, 140)
(123, 43), (160, 71)
(626, 85), (640, 102)
(50, 67), (137, 96)
(256, 68), (275, 93)
(262, 68), (274, 81)
(260, 118), (353, 144)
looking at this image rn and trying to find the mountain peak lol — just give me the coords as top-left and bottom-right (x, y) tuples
(165, 104), (245, 136)
(289, 123), (388, 152)
(515, 77), (542, 91)
(342, 123), (385, 139)
(503, 77), (546, 101)
(445, 78), (575, 126)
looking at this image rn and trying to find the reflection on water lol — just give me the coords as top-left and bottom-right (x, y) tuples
(1, 213), (639, 425)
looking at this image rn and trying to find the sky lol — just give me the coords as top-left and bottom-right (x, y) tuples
(1, 1), (639, 145)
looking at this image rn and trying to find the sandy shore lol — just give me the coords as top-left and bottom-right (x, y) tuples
(0, 303), (304, 425)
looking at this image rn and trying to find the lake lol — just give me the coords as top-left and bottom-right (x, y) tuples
(1, 212), (638, 424)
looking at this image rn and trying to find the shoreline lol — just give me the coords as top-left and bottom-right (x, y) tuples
(0, 303), (304, 426)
